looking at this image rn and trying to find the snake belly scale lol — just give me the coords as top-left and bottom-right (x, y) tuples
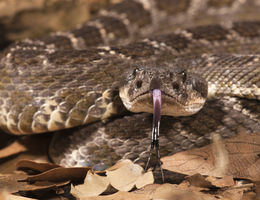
(0, 0), (259, 168)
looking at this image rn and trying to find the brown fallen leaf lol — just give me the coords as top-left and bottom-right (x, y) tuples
(0, 134), (51, 162)
(71, 159), (154, 198)
(185, 173), (213, 188)
(106, 159), (143, 191)
(152, 183), (218, 200)
(0, 172), (69, 194)
(0, 191), (36, 200)
(0, 173), (28, 193)
(16, 159), (90, 183)
(255, 181), (260, 200)
(106, 159), (154, 191)
(162, 133), (260, 180)
(18, 180), (70, 193)
(82, 190), (151, 200)
(24, 167), (90, 182)
(205, 176), (234, 188)
(220, 188), (245, 200)
(135, 171), (154, 189)
(71, 170), (110, 198)
(0, 134), (52, 174)
(185, 174), (235, 188)
(16, 159), (60, 173)
(81, 181), (257, 200)
(0, 141), (27, 159)
(76, 184), (160, 200)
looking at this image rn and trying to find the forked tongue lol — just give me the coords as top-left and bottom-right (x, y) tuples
(153, 89), (161, 125)
(145, 89), (164, 181)
(152, 89), (164, 181)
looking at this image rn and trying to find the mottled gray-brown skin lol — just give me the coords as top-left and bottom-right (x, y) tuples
(0, 0), (260, 168)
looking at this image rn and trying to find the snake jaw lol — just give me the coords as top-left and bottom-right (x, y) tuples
(119, 65), (208, 116)
(120, 90), (206, 116)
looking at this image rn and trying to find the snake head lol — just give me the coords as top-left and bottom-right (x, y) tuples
(119, 65), (208, 116)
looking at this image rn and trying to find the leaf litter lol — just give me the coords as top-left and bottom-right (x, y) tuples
(0, 133), (259, 199)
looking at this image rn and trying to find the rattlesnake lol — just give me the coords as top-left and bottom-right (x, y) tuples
(0, 0), (259, 170)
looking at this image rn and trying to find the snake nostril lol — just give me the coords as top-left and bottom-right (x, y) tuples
(172, 82), (179, 90)
(136, 80), (142, 88)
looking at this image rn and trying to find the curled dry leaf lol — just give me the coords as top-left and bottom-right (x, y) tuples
(14, 159), (92, 194)
(17, 159), (90, 183)
(16, 159), (60, 173)
(106, 159), (154, 191)
(0, 172), (69, 194)
(16, 160), (91, 183)
(71, 171), (109, 198)
(24, 167), (90, 182)
(18, 180), (70, 193)
(162, 133), (260, 180)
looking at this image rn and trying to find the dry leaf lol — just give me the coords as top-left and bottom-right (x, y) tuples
(16, 159), (60, 172)
(220, 188), (244, 200)
(0, 172), (69, 194)
(0, 191), (36, 200)
(185, 174), (235, 188)
(18, 180), (70, 192)
(72, 182), (256, 200)
(0, 141), (27, 159)
(135, 170), (154, 189)
(71, 160), (153, 198)
(81, 190), (151, 200)
(78, 184), (160, 200)
(185, 174), (213, 188)
(0, 173), (28, 193)
(106, 159), (154, 191)
(205, 176), (234, 188)
(152, 183), (218, 200)
(16, 159), (90, 183)
(162, 133), (260, 180)
(71, 170), (109, 198)
(106, 159), (143, 191)
(24, 167), (89, 182)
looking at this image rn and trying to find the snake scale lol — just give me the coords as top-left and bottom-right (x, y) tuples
(0, 0), (260, 169)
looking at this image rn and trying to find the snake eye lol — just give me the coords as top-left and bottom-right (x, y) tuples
(136, 80), (142, 88)
(128, 68), (138, 80)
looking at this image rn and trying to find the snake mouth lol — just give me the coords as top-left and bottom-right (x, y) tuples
(130, 90), (152, 103)
(127, 89), (206, 116)
(130, 90), (183, 105)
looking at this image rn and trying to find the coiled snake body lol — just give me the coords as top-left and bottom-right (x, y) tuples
(0, 0), (260, 169)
